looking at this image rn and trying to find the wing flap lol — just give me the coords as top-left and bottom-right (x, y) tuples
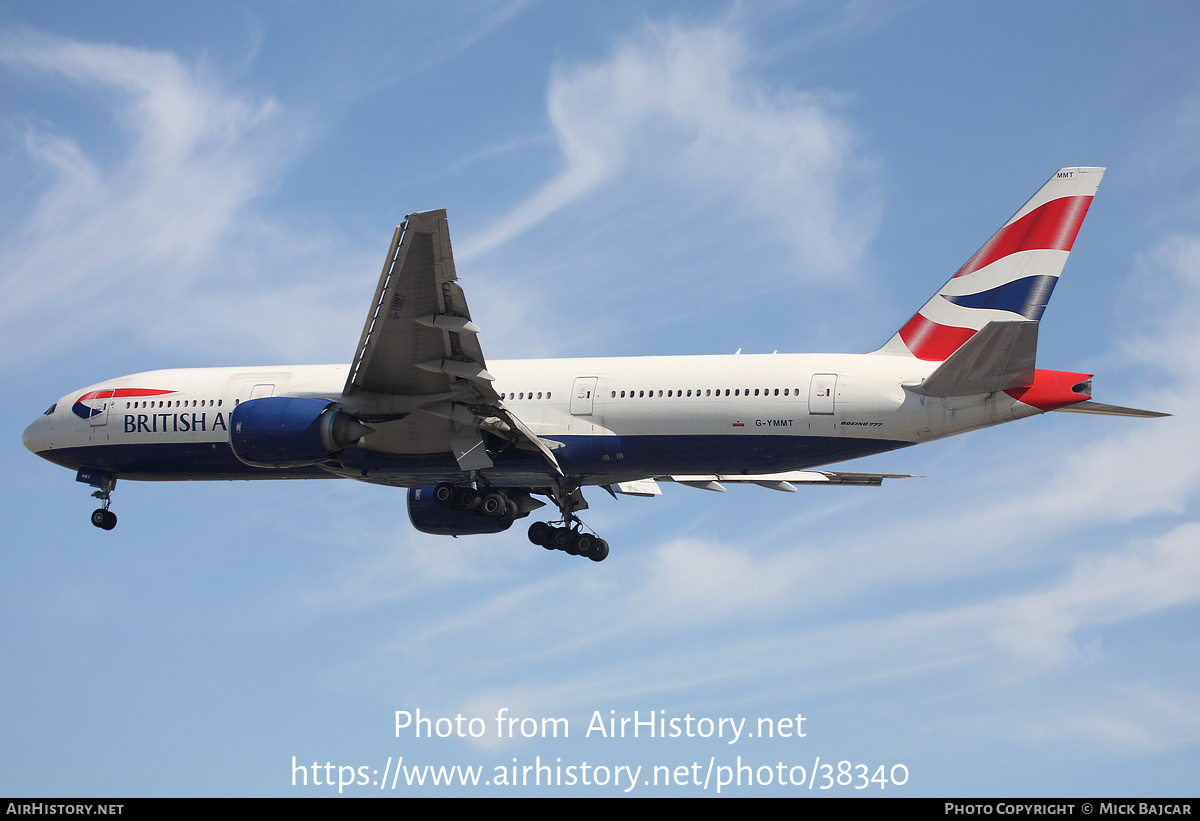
(605, 479), (663, 497)
(663, 471), (914, 488)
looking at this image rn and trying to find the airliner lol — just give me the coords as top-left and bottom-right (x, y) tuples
(22, 167), (1164, 561)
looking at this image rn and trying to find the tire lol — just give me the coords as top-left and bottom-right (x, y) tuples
(482, 492), (507, 518)
(589, 539), (609, 562)
(454, 487), (479, 511)
(528, 521), (551, 547)
(551, 527), (573, 551)
(91, 509), (108, 529)
(433, 483), (455, 506)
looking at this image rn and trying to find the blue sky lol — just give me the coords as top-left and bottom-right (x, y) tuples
(3, 1), (1199, 797)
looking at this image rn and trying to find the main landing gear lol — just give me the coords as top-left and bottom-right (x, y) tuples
(432, 482), (519, 524)
(526, 521), (609, 562)
(525, 483), (609, 561)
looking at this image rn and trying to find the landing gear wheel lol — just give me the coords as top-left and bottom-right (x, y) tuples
(481, 492), (508, 518)
(454, 487), (479, 511)
(433, 483), (455, 506)
(589, 539), (609, 562)
(528, 521), (551, 547)
(551, 527), (573, 551)
(574, 533), (595, 557)
(91, 509), (116, 530)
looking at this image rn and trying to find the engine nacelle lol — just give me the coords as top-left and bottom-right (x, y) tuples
(230, 397), (371, 468)
(407, 487), (514, 536)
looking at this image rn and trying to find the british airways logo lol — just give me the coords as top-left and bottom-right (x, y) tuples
(123, 412), (227, 433)
(72, 388), (176, 420)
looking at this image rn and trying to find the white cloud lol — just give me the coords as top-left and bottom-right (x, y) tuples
(989, 522), (1200, 666)
(0, 30), (370, 364)
(460, 22), (879, 283)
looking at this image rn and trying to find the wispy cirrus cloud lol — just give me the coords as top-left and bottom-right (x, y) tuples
(0, 30), (372, 365)
(460, 22), (879, 283)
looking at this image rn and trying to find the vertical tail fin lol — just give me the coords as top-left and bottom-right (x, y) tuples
(876, 167), (1105, 360)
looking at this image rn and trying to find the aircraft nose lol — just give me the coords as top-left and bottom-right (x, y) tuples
(23, 415), (46, 455)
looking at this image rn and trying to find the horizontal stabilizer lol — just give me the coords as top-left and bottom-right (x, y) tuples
(906, 321), (1038, 397)
(1052, 401), (1170, 418)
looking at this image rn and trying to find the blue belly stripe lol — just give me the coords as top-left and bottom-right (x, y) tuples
(36, 433), (910, 486)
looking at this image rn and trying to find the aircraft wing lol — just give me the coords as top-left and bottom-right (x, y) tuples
(343, 210), (498, 410)
(339, 210), (561, 475)
(607, 472), (915, 495)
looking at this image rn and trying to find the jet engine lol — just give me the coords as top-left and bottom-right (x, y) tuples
(230, 396), (372, 468)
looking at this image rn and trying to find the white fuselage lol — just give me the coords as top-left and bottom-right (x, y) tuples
(23, 352), (1041, 488)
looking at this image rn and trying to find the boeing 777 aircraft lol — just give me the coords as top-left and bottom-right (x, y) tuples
(22, 167), (1164, 561)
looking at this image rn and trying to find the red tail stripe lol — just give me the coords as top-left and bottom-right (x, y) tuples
(898, 314), (976, 361)
(952, 195), (1093, 279)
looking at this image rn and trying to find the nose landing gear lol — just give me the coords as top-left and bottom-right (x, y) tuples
(77, 471), (117, 530)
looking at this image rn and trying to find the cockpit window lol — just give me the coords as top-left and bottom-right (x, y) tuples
(43, 404), (56, 416)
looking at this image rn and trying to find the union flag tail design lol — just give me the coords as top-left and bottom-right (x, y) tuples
(876, 167), (1105, 361)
